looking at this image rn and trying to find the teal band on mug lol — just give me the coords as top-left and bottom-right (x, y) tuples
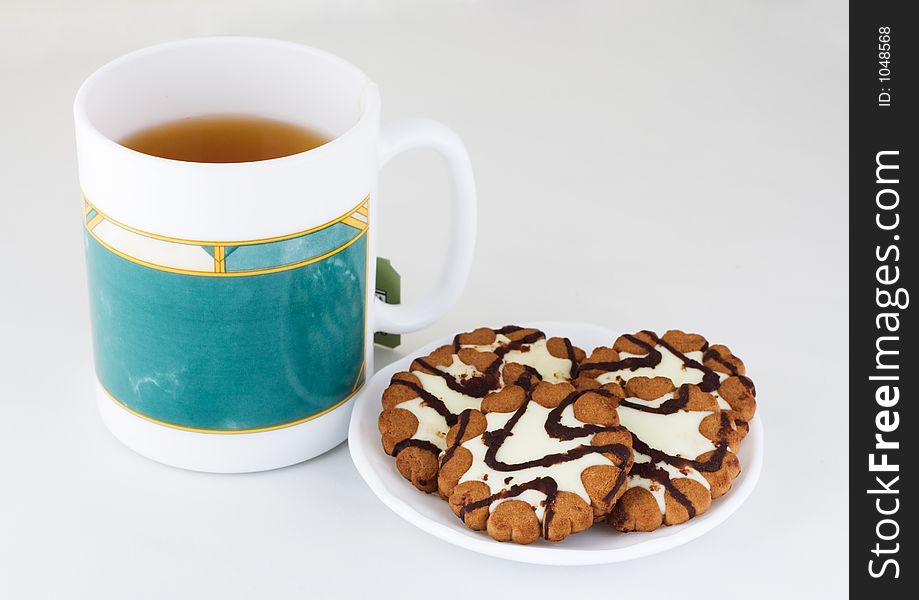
(84, 195), (369, 433)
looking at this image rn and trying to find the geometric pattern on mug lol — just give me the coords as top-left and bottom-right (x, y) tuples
(83, 194), (369, 277)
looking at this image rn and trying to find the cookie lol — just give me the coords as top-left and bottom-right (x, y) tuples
(378, 326), (585, 493)
(577, 330), (756, 532)
(438, 368), (633, 544)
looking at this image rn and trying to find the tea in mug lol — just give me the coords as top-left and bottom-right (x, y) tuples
(120, 114), (331, 163)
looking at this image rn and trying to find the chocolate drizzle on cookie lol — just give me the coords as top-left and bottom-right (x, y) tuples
(389, 327), (578, 428)
(481, 394), (630, 472)
(702, 347), (738, 375)
(413, 357), (499, 399)
(581, 332), (721, 393)
(451, 325), (544, 355)
(583, 331), (755, 522)
(381, 326), (587, 501)
(440, 409), (473, 466)
(562, 337), (580, 379)
(627, 432), (730, 518)
(390, 378), (461, 426)
(455, 374), (631, 540)
(618, 384), (693, 416)
(390, 438), (442, 458)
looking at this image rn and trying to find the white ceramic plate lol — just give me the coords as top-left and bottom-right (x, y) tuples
(348, 322), (764, 565)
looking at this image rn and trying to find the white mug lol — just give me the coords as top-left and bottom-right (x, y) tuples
(74, 37), (476, 473)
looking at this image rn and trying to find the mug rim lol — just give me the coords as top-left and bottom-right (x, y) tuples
(73, 36), (377, 168)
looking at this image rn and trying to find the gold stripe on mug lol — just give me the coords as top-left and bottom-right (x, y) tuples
(82, 194), (370, 277)
(213, 245), (226, 273)
(82, 193), (369, 246)
(352, 361), (366, 393)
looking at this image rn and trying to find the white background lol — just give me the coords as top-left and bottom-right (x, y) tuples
(0, 1), (847, 598)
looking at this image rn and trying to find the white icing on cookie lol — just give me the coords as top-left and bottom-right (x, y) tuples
(390, 355), (484, 452)
(458, 334), (512, 352)
(387, 330), (580, 468)
(713, 393), (732, 410)
(633, 450), (653, 463)
(582, 334), (751, 527)
(628, 450), (711, 513)
(711, 372), (733, 409)
(441, 355), (480, 379)
(595, 348), (704, 387)
(629, 474), (665, 512)
(502, 338), (572, 383)
(596, 343), (734, 410)
(558, 404), (582, 428)
(412, 362), (482, 416)
(617, 405), (716, 459)
(622, 393), (672, 409)
(394, 398), (450, 449)
(658, 460), (711, 491)
(458, 402), (615, 516)
(491, 489), (550, 520)
(629, 451), (664, 511)
(588, 340), (723, 459)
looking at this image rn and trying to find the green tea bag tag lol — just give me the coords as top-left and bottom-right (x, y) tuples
(374, 257), (401, 348)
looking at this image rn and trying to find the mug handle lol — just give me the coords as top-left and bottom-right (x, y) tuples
(373, 118), (477, 334)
